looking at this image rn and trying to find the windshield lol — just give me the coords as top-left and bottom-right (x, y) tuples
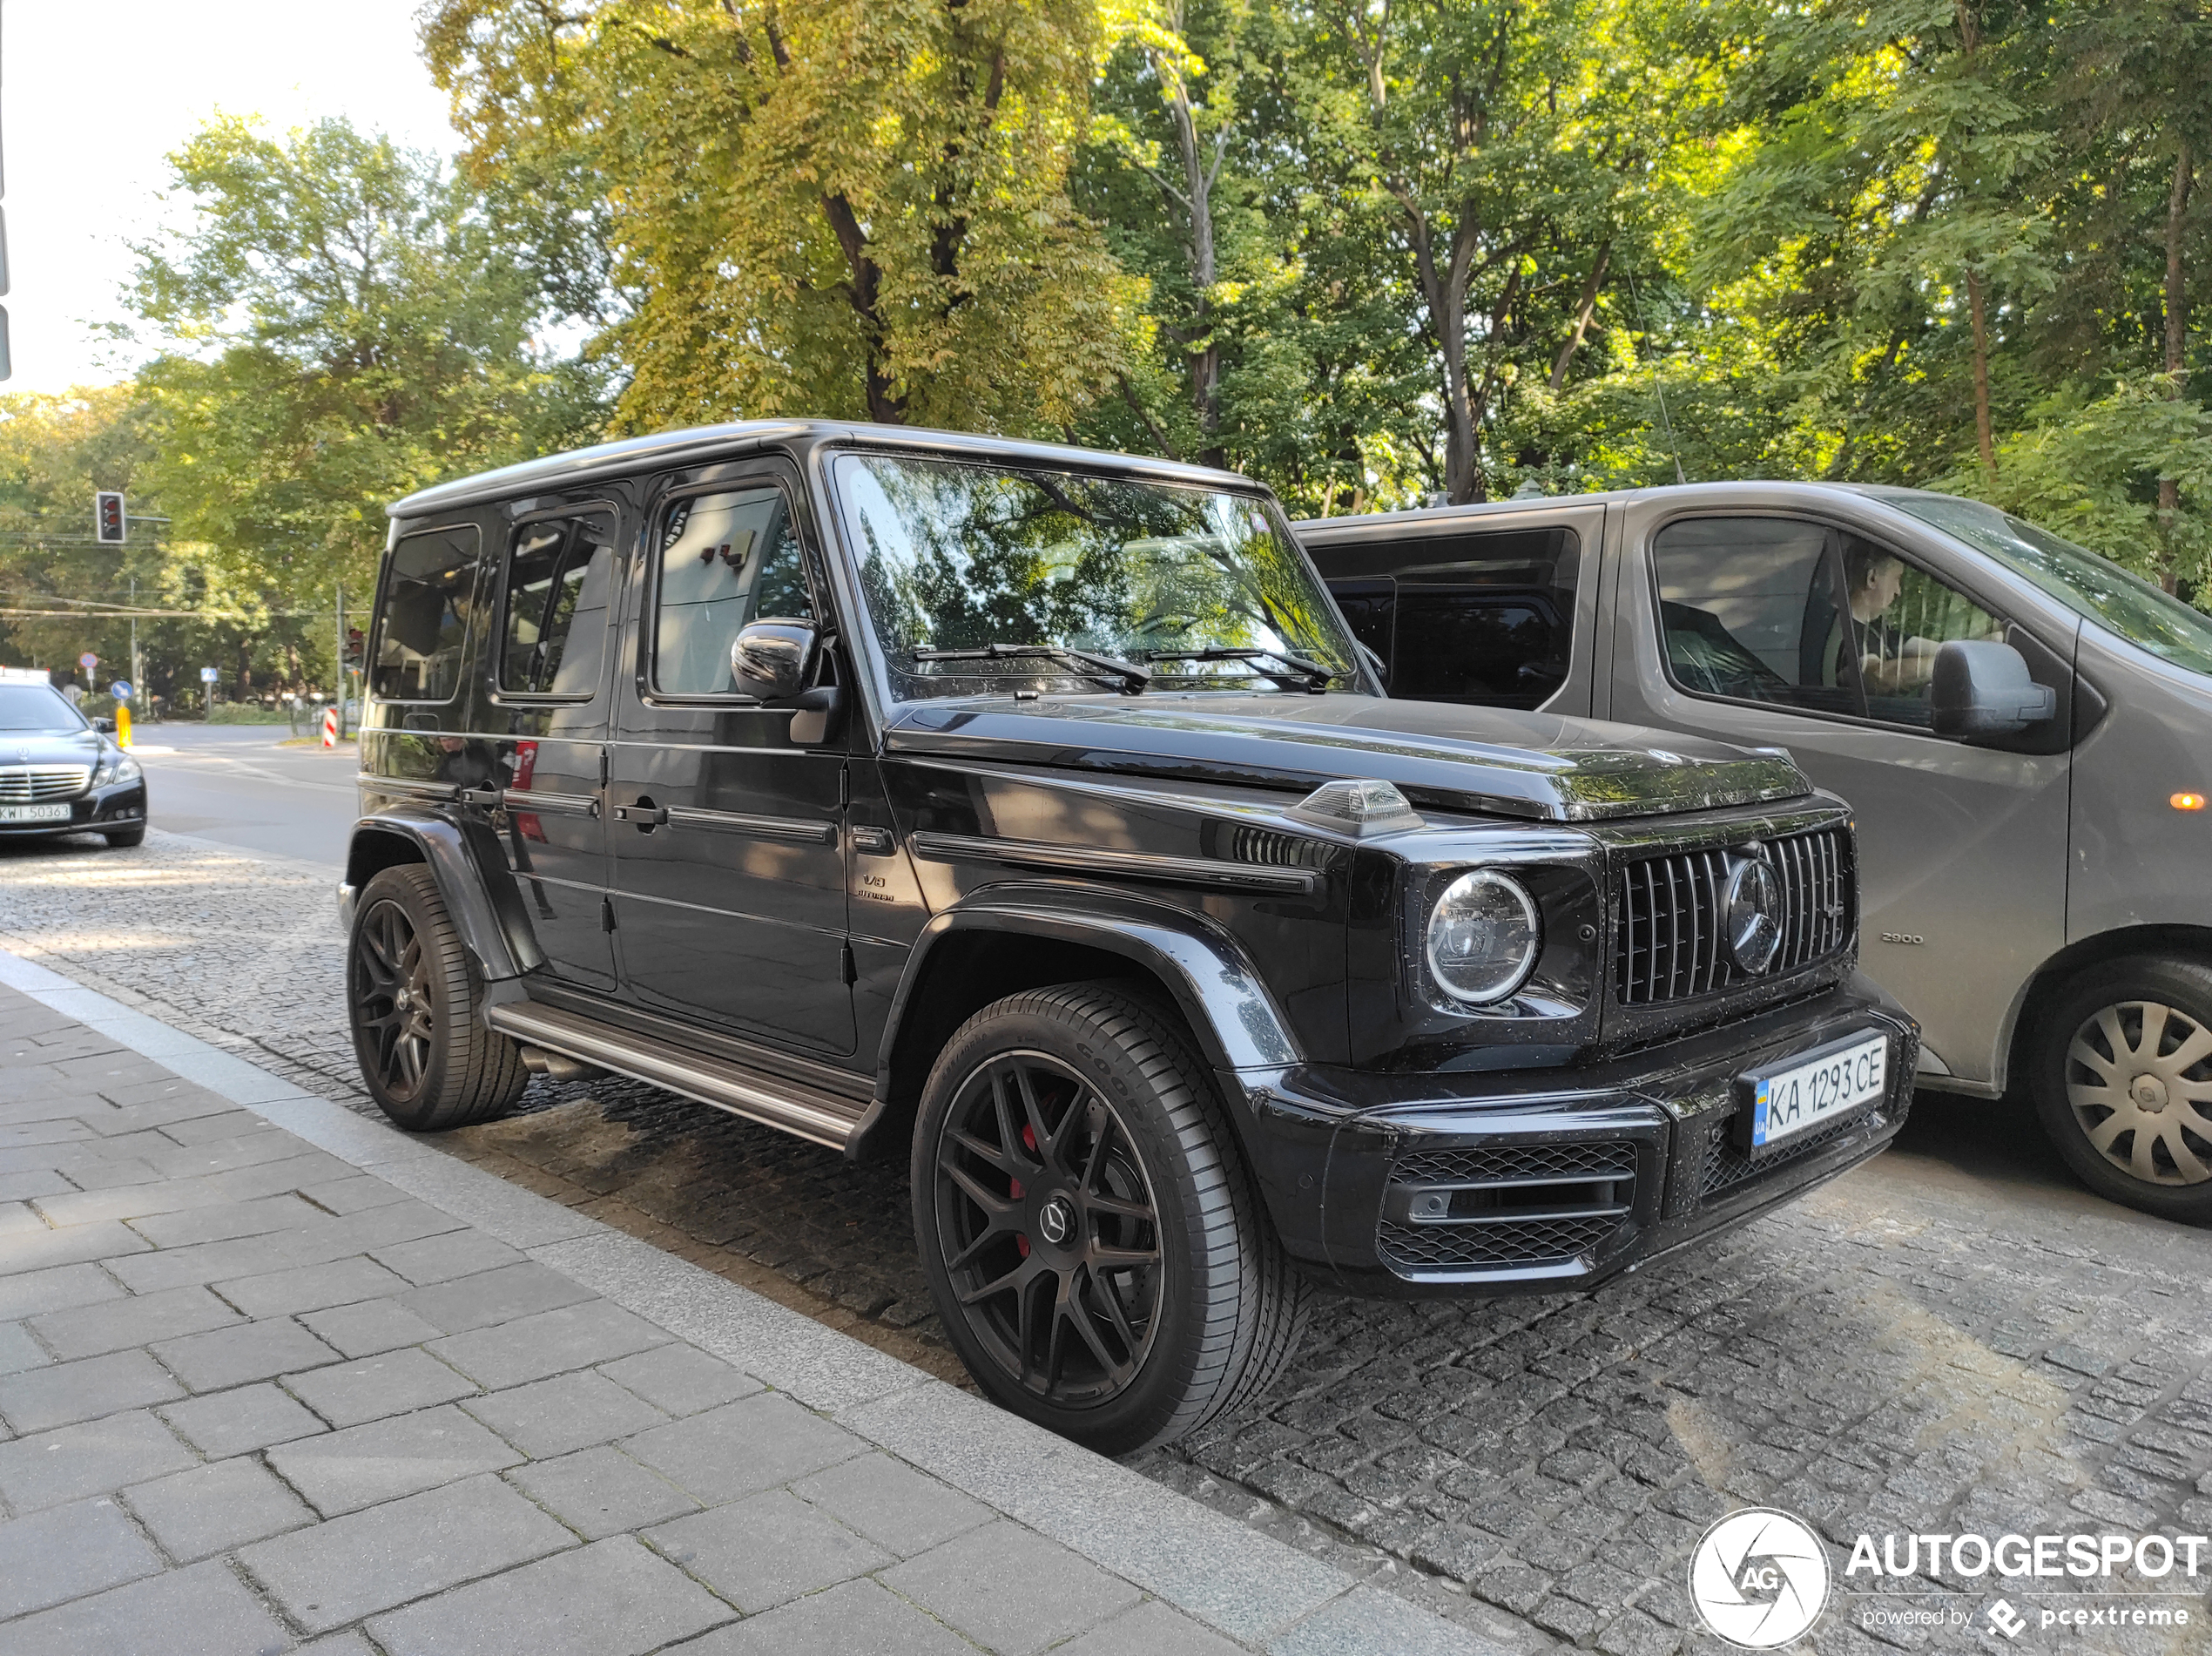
(0, 685), (86, 733)
(833, 453), (1366, 700)
(1888, 492), (2212, 678)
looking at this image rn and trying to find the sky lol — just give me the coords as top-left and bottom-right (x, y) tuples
(3, 0), (460, 395)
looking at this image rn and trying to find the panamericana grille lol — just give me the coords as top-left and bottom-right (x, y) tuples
(1614, 826), (1852, 1005)
(0, 765), (90, 803)
(1378, 1139), (1638, 1274)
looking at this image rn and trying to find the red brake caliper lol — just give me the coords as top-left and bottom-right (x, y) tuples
(1013, 1121), (1039, 1258)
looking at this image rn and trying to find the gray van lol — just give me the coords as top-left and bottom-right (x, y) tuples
(1305, 483), (2212, 1223)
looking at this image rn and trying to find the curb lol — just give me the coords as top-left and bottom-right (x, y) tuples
(0, 943), (1505, 1655)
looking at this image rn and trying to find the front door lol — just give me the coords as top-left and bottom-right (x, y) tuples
(1602, 505), (2074, 1088)
(476, 503), (623, 989)
(608, 465), (854, 1055)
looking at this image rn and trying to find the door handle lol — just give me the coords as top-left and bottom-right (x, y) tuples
(459, 787), (506, 807)
(611, 802), (668, 827)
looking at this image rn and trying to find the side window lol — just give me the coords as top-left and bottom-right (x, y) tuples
(1369, 526), (1578, 711)
(1835, 534), (2005, 730)
(1327, 581), (1396, 680)
(500, 512), (617, 697)
(372, 524), (485, 702)
(651, 486), (817, 697)
(1650, 518), (1858, 717)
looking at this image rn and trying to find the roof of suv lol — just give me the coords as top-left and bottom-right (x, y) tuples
(386, 419), (1267, 519)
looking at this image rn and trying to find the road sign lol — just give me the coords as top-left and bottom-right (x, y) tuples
(78, 652), (97, 672)
(320, 707), (340, 748)
(109, 680), (132, 702)
(94, 492), (125, 544)
(199, 666), (219, 683)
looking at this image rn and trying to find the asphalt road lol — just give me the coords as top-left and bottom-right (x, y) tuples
(128, 722), (360, 873)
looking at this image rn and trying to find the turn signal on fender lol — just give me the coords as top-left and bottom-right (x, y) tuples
(2173, 792), (2206, 811)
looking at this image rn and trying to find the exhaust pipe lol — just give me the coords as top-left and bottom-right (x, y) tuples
(518, 1044), (608, 1085)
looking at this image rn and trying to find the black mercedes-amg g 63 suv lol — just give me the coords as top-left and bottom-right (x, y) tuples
(342, 422), (1914, 1452)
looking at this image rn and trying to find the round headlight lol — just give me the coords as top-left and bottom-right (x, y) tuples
(1426, 870), (1541, 1004)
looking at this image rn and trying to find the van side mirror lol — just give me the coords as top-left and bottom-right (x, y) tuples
(1931, 640), (2057, 737)
(731, 618), (817, 701)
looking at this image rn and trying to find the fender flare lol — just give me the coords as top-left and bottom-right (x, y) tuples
(880, 896), (1302, 1081)
(344, 809), (543, 983)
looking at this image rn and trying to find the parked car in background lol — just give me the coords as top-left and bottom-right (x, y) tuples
(1305, 482), (2212, 1223)
(342, 423), (1914, 1451)
(0, 671), (148, 848)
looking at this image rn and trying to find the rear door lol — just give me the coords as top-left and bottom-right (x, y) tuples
(607, 461), (855, 1055)
(475, 502), (624, 989)
(1601, 501), (2074, 1088)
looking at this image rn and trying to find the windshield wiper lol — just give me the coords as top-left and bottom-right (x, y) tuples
(1143, 646), (1337, 693)
(912, 643), (1151, 695)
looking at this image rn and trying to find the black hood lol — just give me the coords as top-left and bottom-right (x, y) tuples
(885, 694), (1807, 823)
(0, 727), (106, 767)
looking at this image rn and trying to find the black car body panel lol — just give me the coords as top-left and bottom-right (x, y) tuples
(354, 421), (1910, 1296)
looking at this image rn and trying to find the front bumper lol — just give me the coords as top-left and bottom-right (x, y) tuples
(1226, 976), (1917, 1297)
(0, 780), (147, 840)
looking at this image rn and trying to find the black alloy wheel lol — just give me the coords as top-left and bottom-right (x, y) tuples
(2033, 954), (2212, 1225)
(354, 897), (436, 1102)
(912, 983), (1309, 1454)
(932, 1050), (1164, 1406)
(346, 864), (528, 1131)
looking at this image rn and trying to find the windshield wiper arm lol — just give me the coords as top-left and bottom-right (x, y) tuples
(1142, 646), (1336, 693)
(912, 643), (1151, 695)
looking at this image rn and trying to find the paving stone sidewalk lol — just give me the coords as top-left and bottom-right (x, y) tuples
(0, 972), (1489, 1656)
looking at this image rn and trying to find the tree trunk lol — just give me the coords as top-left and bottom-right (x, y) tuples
(1549, 241), (1612, 392)
(1154, 36), (1225, 469)
(2161, 139), (2193, 589)
(1966, 270), (1996, 479)
(821, 193), (906, 423)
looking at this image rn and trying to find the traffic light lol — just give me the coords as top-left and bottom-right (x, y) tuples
(344, 627), (365, 669)
(94, 491), (126, 544)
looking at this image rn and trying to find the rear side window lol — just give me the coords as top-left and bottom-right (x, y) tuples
(373, 525), (485, 702)
(651, 487), (816, 697)
(500, 512), (618, 697)
(1321, 526), (1578, 710)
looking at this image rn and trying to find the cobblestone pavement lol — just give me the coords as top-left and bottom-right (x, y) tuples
(0, 978), (1402, 1656)
(5, 830), (2212, 1655)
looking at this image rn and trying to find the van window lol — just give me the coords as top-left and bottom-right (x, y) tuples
(1319, 525), (1578, 710)
(500, 513), (617, 697)
(1650, 518), (1858, 716)
(651, 487), (816, 697)
(1652, 518), (2006, 729)
(373, 524), (485, 702)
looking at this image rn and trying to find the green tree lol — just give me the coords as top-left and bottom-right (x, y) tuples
(423, 0), (1145, 436)
(122, 114), (604, 693)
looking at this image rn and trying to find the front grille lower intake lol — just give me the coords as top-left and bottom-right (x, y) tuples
(1615, 825), (1852, 1006)
(1378, 1141), (1638, 1275)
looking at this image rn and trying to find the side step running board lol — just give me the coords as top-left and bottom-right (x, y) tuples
(485, 1001), (864, 1152)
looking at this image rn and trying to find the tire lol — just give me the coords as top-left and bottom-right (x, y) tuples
(911, 982), (1310, 1454)
(102, 827), (146, 848)
(346, 864), (528, 1131)
(2031, 954), (2212, 1224)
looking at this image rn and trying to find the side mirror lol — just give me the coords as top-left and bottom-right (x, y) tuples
(1931, 640), (2057, 737)
(93, 717), (116, 733)
(731, 618), (817, 701)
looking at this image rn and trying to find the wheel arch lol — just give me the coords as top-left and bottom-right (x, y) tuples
(344, 811), (541, 983)
(846, 893), (1300, 1164)
(2002, 923), (2212, 1095)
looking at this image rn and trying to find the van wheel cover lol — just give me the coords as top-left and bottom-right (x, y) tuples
(2065, 999), (2212, 1186)
(354, 899), (436, 1102)
(932, 1051), (1163, 1407)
